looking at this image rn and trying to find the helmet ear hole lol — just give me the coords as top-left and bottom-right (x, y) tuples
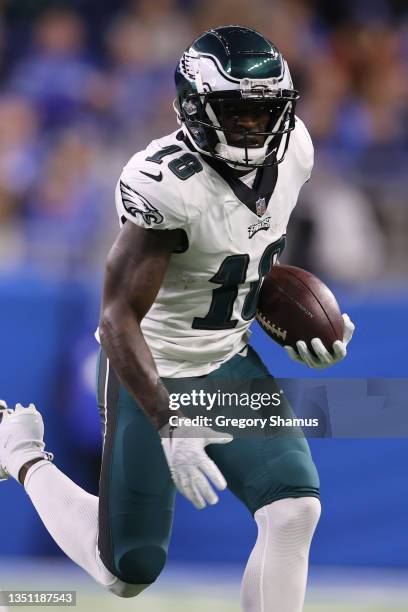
(182, 96), (200, 118)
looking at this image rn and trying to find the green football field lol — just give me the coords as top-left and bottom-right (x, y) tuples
(67, 590), (408, 612)
(1, 560), (408, 612)
(63, 593), (408, 612)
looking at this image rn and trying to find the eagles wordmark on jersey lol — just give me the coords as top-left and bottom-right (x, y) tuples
(116, 120), (313, 377)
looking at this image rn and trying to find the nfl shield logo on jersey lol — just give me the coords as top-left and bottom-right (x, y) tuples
(255, 197), (266, 217)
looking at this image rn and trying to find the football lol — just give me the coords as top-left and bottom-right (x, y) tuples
(256, 265), (344, 352)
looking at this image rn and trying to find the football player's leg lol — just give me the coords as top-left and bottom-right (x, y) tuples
(0, 352), (175, 598)
(0, 401), (117, 592)
(240, 497), (320, 612)
(206, 346), (321, 612)
(209, 436), (320, 612)
(97, 351), (176, 592)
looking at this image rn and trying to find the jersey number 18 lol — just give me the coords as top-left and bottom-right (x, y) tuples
(192, 236), (286, 330)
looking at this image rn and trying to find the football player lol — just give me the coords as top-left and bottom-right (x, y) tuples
(0, 26), (354, 611)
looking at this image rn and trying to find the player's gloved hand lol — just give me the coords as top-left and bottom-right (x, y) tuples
(160, 423), (233, 509)
(284, 313), (355, 369)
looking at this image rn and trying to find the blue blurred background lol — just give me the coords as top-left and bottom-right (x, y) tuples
(0, 0), (407, 575)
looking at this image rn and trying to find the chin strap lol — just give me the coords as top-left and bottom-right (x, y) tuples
(215, 141), (269, 166)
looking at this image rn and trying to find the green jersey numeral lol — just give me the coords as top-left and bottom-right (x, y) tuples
(145, 145), (182, 164)
(192, 254), (249, 330)
(145, 148), (203, 180)
(193, 237), (286, 330)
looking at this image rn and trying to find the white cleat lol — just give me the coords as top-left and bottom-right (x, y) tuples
(0, 400), (53, 482)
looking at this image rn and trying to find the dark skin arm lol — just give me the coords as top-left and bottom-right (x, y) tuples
(99, 221), (183, 430)
(18, 222), (177, 486)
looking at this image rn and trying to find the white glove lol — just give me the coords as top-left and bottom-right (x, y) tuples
(284, 313), (355, 369)
(161, 424), (232, 509)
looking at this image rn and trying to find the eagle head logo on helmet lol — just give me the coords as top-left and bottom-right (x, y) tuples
(174, 25), (299, 169)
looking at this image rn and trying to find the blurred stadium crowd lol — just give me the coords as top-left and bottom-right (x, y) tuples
(1, 0), (407, 282)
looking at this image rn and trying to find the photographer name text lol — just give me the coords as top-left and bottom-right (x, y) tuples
(169, 415), (319, 429)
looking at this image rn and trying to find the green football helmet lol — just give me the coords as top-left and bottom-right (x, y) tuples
(174, 25), (299, 168)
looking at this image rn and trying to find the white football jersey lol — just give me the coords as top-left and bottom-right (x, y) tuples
(114, 118), (313, 377)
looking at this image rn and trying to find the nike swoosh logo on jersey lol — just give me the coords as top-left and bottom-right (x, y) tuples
(140, 170), (163, 182)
